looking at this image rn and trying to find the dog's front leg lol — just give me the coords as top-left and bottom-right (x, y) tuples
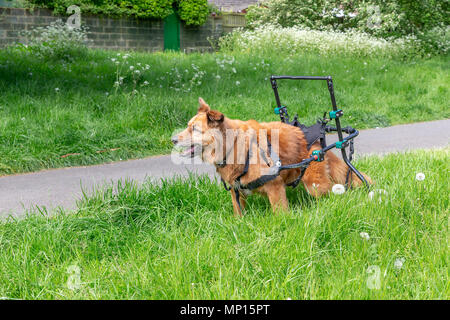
(230, 190), (246, 217)
(265, 183), (289, 214)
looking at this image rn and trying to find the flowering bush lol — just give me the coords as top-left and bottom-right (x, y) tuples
(219, 25), (416, 58)
(246, 0), (449, 56)
(18, 20), (89, 61)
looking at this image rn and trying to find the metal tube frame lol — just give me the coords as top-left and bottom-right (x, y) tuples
(270, 75), (369, 190)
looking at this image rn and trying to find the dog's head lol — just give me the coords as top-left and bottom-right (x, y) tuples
(172, 98), (225, 162)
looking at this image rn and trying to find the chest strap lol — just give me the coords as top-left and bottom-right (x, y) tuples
(221, 138), (281, 211)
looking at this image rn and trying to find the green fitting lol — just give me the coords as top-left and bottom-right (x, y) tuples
(312, 150), (324, 162)
(336, 140), (346, 149)
(274, 105), (286, 115)
(329, 109), (343, 119)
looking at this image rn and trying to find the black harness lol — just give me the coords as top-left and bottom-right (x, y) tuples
(219, 126), (317, 211)
(220, 141), (283, 210)
(218, 109), (360, 212)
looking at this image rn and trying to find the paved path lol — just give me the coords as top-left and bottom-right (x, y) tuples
(1, 119), (449, 217)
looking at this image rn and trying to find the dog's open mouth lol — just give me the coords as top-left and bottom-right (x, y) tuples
(180, 144), (202, 158)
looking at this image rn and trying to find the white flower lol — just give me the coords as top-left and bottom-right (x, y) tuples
(394, 258), (405, 269)
(134, 70), (140, 74)
(335, 9), (345, 18)
(286, 297), (292, 300)
(232, 67), (237, 73)
(55, 88), (59, 92)
(332, 184), (345, 195)
(360, 232), (370, 240)
(129, 66), (134, 71)
(235, 81), (240, 85)
(415, 172), (425, 181)
(115, 61), (120, 65)
(216, 75), (221, 79)
(111, 58), (116, 62)
(143, 81), (149, 85)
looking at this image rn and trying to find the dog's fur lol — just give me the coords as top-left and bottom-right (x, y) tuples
(172, 98), (372, 216)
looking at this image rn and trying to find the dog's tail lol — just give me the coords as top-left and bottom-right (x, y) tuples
(326, 151), (372, 187)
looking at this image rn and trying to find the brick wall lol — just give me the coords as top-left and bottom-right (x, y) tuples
(180, 16), (223, 53)
(0, 7), (225, 52)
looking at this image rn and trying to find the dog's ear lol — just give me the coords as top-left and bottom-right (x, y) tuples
(207, 110), (224, 127)
(198, 97), (210, 113)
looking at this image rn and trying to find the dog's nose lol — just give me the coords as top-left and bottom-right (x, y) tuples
(171, 136), (178, 145)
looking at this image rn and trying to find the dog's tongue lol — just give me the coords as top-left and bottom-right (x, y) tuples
(183, 145), (195, 155)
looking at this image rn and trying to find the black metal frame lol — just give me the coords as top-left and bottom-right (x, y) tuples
(270, 75), (369, 190)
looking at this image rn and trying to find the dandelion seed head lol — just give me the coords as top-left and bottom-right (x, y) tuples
(415, 172), (425, 181)
(360, 232), (370, 240)
(332, 184), (345, 195)
(394, 258), (405, 269)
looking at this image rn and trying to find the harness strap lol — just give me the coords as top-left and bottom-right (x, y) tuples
(234, 188), (242, 211)
(221, 178), (231, 191)
(345, 138), (355, 188)
(231, 149), (250, 213)
(245, 171), (280, 190)
(286, 166), (307, 188)
(236, 149), (250, 183)
(220, 136), (285, 213)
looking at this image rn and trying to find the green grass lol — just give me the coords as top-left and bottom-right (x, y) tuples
(0, 48), (448, 176)
(0, 149), (448, 299)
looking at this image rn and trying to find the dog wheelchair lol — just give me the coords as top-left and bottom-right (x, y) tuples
(221, 75), (369, 208)
(269, 75), (369, 190)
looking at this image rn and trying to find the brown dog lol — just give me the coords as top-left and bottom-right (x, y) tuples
(172, 98), (371, 216)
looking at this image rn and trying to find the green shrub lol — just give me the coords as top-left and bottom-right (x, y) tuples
(176, 0), (209, 26)
(22, 0), (210, 25)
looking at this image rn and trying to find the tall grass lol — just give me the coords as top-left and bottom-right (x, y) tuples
(0, 149), (448, 299)
(0, 47), (448, 175)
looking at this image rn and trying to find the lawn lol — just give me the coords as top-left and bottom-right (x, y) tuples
(0, 48), (448, 175)
(0, 149), (447, 299)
